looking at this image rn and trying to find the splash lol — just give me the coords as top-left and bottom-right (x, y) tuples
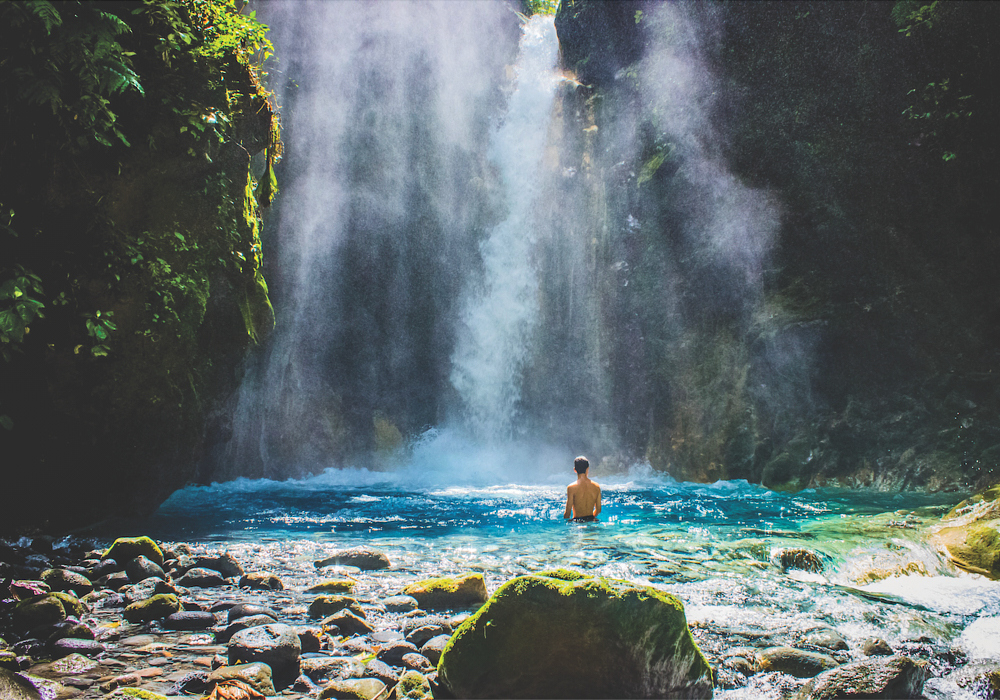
(450, 14), (562, 442)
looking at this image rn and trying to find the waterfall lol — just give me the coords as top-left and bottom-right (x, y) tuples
(449, 14), (562, 443)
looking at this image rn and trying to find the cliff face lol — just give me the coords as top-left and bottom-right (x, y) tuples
(0, 1), (278, 532)
(554, 0), (1000, 492)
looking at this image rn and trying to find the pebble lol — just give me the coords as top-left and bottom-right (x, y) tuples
(227, 603), (279, 624)
(384, 595), (419, 613)
(162, 610), (217, 630)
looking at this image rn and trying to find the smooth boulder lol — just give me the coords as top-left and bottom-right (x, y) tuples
(402, 573), (488, 610)
(794, 655), (929, 699)
(103, 537), (164, 567)
(758, 646), (840, 677)
(123, 593), (180, 623)
(40, 568), (93, 596)
(318, 678), (386, 700)
(314, 548), (390, 571)
(175, 567), (228, 588)
(438, 573), (713, 699)
(208, 662), (276, 696)
(125, 555), (166, 583)
(228, 623), (301, 688)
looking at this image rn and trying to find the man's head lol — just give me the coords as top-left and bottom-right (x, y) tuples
(574, 456), (590, 474)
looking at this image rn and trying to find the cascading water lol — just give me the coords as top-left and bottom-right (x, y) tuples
(449, 14), (561, 443)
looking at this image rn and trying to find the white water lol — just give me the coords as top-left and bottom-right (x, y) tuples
(450, 14), (562, 442)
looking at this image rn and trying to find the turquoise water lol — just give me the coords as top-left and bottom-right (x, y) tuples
(105, 467), (1000, 698)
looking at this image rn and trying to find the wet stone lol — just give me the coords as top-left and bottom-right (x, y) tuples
(364, 659), (399, 685)
(228, 603), (279, 624)
(383, 596), (418, 613)
(377, 640), (419, 666)
(240, 572), (283, 591)
(194, 553), (243, 579)
(296, 626), (324, 653)
(219, 614), (281, 643)
(406, 624), (448, 647)
(167, 671), (210, 696)
(315, 548), (391, 571)
(339, 638), (374, 655)
(318, 677), (386, 700)
(175, 567), (228, 588)
(208, 662), (276, 696)
(419, 635), (450, 665)
(49, 637), (104, 658)
(162, 611), (216, 630)
(323, 610), (372, 637)
(125, 555), (166, 583)
(301, 656), (364, 682)
(800, 627), (849, 651)
(370, 630), (404, 644)
(401, 653), (433, 672)
(863, 638), (894, 656)
(759, 646), (840, 678)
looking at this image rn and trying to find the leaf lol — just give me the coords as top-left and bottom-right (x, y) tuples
(25, 0), (62, 33)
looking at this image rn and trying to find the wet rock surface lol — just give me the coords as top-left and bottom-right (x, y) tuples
(0, 533), (975, 699)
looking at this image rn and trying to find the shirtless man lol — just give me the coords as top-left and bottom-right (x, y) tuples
(564, 456), (601, 522)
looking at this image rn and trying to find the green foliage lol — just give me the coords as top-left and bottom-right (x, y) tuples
(523, 0), (560, 17)
(0, 265), (45, 363)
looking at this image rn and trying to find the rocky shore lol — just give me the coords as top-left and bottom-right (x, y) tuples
(0, 522), (998, 699)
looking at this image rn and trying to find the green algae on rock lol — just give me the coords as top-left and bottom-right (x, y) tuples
(394, 670), (431, 700)
(123, 594), (180, 623)
(12, 595), (67, 631)
(437, 573), (712, 699)
(934, 487), (1000, 579)
(103, 537), (165, 568)
(402, 573), (488, 611)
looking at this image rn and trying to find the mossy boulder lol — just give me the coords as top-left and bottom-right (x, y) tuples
(123, 594), (180, 623)
(402, 573), (488, 610)
(535, 568), (592, 581)
(13, 594), (67, 631)
(40, 569), (94, 596)
(394, 670), (431, 700)
(103, 537), (164, 568)
(437, 573), (712, 699)
(794, 655), (929, 699)
(49, 592), (88, 618)
(306, 579), (355, 594)
(934, 487), (1000, 579)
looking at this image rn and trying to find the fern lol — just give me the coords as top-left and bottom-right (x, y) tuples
(25, 0), (62, 34)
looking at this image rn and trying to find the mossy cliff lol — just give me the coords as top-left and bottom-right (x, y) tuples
(0, 1), (279, 532)
(554, 0), (1000, 493)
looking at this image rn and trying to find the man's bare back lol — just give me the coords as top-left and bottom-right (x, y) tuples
(564, 456), (601, 521)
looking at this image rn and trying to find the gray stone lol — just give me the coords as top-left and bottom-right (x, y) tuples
(420, 635), (450, 665)
(195, 553), (243, 578)
(406, 624), (448, 647)
(759, 647), (840, 678)
(175, 567), (228, 588)
(364, 659), (399, 685)
(795, 655), (929, 699)
(370, 630), (403, 644)
(49, 638), (104, 658)
(163, 611), (217, 630)
(318, 678), (386, 700)
(401, 616), (451, 636)
(300, 656), (364, 682)
(296, 626), (324, 653)
(219, 614), (282, 643)
(315, 548), (390, 571)
(309, 595), (364, 619)
(208, 662), (276, 696)
(383, 596), (418, 613)
(800, 627), (849, 651)
(377, 640), (419, 666)
(228, 623), (301, 689)
(122, 577), (160, 603)
(862, 637), (894, 656)
(228, 603), (279, 624)
(0, 668), (42, 700)
(125, 555), (166, 583)
(323, 609), (373, 637)
(401, 653), (434, 673)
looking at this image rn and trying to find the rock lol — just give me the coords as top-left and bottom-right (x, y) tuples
(175, 567), (228, 587)
(195, 553), (243, 578)
(9, 580), (50, 599)
(318, 678), (387, 700)
(167, 671), (210, 696)
(406, 624), (448, 647)
(49, 638), (104, 658)
(794, 655), (929, 699)
(125, 556), (166, 583)
(87, 559), (120, 578)
(228, 623), (302, 689)
(535, 568), (591, 581)
(122, 577), (166, 603)
(49, 652), (99, 674)
(377, 640), (420, 666)
(240, 572), (283, 591)
(208, 662), (276, 696)
(13, 595), (67, 630)
(300, 656), (364, 682)
(323, 609), (373, 636)
(801, 627), (849, 651)
(50, 591), (87, 617)
(437, 573), (713, 699)
(383, 595), (418, 613)
(123, 593), (180, 623)
(103, 537), (164, 567)
(315, 548), (390, 571)
(45, 619), (95, 642)
(862, 638), (893, 656)
(296, 627), (323, 653)
(340, 638), (374, 655)
(402, 573), (488, 610)
(219, 614), (282, 643)
(364, 659), (399, 685)
(40, 568), (94, 596)
(228, 603), (279, 624)
(162, 611), (217, 630)
(759, 647), (840, 677)
(401, 653), (434, 672)
(395, 670), (431, 699)
(420, 635), (450, 665)
(371, 630), (404, 644)
(0, 668), (42, 700)
(310, 595), (364, 619)
(777, 549), (825, 573)
(306, 579), (356, 594)
(102, 572), (130, 591)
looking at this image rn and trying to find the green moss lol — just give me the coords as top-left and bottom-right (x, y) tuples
(535, 568), (591, 581)
(396, 670), (431, 700)
(123, 594), (179, 623)
(48, 592), (86, 618)
(403, 573), (488, 611)
(946, 485), (1000, 519)
(103, 536), (164, 567)
(117, 690), (169, 700)
(439, 574), (711, 699)
(966, 525), (1000, 576)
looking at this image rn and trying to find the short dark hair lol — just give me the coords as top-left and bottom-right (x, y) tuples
(574, 456), (590, 474)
